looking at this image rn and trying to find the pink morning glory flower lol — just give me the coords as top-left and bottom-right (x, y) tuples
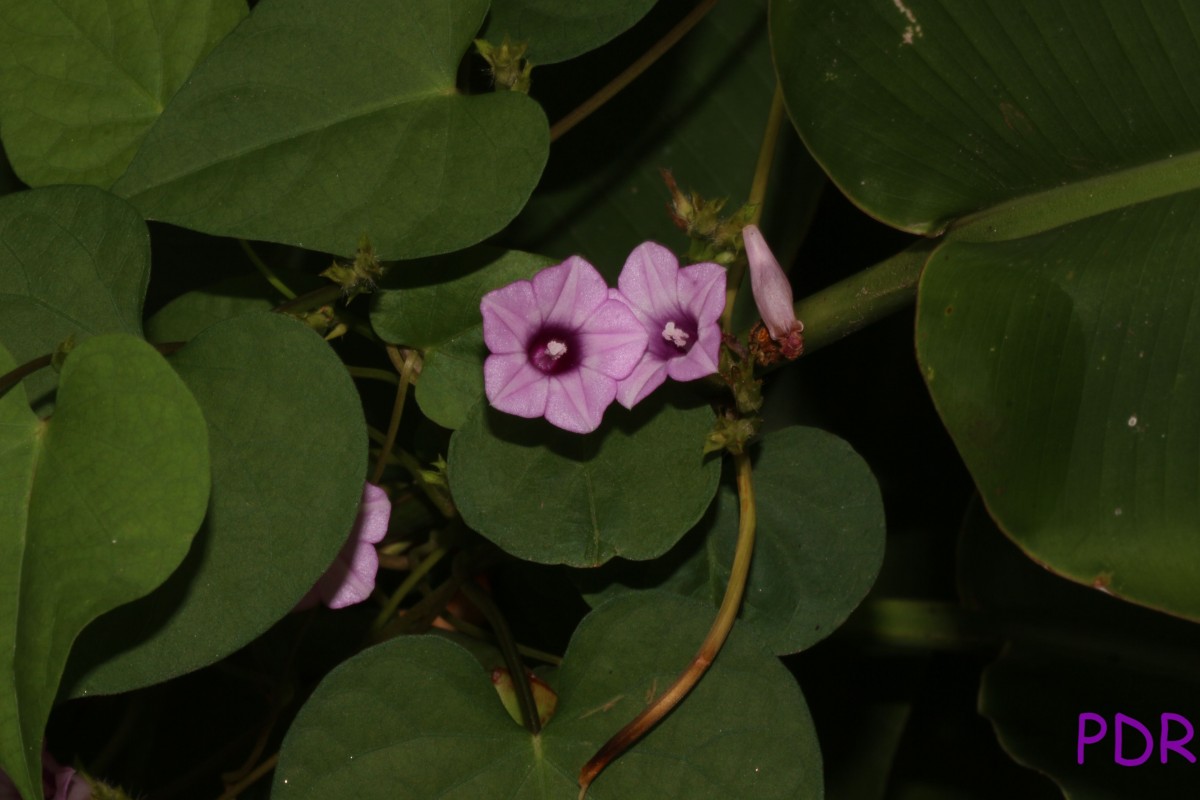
(611, 242), (725, 408)
(0, 748), (90, 800)
(743, 224), (803, 358)
(481, 257), (649, 433)
(295, 482), (391, 611)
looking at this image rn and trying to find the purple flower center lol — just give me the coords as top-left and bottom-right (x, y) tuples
(649, 313), (697, 360)
(528, 326), (581, 374)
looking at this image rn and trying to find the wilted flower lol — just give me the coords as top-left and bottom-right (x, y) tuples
(481, 257), (649, 433)
(296, 482), (391, 610)
(742, 224), (803, 360)
(610, 242), (725, 408)
(0, 748), (91, 800)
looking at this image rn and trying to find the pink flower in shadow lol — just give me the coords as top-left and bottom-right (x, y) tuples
(0, 749), (91, 800)
(296, 483), (391, 611)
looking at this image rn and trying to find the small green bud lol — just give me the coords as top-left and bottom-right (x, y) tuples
(475, 37), (533, 93)
(321, 234), (385, 301)
(51, 333), (77, 372)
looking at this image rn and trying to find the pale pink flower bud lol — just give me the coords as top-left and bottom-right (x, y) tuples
(742, 224), (801, 342)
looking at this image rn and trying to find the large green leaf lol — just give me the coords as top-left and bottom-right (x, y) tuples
(774, 0), (1200, 618)
(449, 392), (719, 566)
(113, 0), (548, 259)
(918, 201), (1200, 616)
(371, 248), (553, 429)
(62, 313), (367, 696)
(506, 0), (824, 277)
(273, 592), (822, 799)
(0, 335), (209, 800)
(960, 502), (1200, 798)
(575, 426), (885, 654)
(772, 0), (1200, 236)
(0, 0), (247, 188)
(482, 0), (657, 64)
(0, 186), (150, 404)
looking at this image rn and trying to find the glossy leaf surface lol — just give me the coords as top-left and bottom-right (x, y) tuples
(918, 198), (1200, 617)
(776, 0), (1200, 618)
(772, 0), (1200, 236)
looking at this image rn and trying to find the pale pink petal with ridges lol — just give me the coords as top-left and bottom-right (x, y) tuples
(617, 242), (681, 315)
(534, 257), (608, 327)
(485, 354), (549, 418)
(480, 280), (540, 353)
(678, 262), (727, 325)
(577, 299), (649, 379)
(546, 368), (614, 433)
(616, 357), (670, 409)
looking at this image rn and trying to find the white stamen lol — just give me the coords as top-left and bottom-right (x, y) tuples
(662, 321), (689, 348)
(545, 339), (568, 358)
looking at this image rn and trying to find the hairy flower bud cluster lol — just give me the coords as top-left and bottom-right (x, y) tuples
(481, 242), (726, 433)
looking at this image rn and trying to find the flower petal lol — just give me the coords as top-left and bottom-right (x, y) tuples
(533, 256), (609, 328)
(484, 353), (549, 418)
(616, 241), (682, 316)
(667, 323), (720, 381)
(677, 261), (727, 325)
(321, 538), (381, 609)
(577, 298), (649, 380)
(357, 483), (391, 545)
(545, 368), (616, 433)
(616, 356), (670, 409)
(481, 279), (540, 353)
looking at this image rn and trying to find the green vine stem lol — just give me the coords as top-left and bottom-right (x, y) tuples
(785, 239), (933, 355)
(239, 239), (297, 300)
(438, 612), (564, 666)
(370, 346), (420, 484)
(577, 449), (757, 798)
(549, 0), (718, 142)
(370, 545), (448, 634)
(452, 551), (542, 736)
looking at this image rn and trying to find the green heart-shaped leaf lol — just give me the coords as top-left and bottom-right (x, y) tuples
(575, 426), (885, 654)
(449, 393), (719, 566)
(0, 335), (209, 799)
(113, 0), (549, 259)
(0, 186), (151, 405)
(63, 312), (367, 696)
(273, 592), (822, 799)
(0, 0), (247, 187)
